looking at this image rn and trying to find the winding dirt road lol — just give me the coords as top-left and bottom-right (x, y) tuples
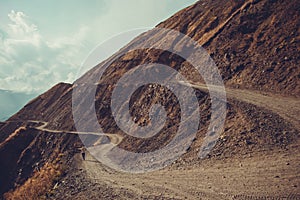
(81, 149), (300, 199)
(79, 84), (299, 199)
(32, 120), (123, 143)
(0, 120), (123, 163)
(179, 82), (300, 130)
(2, 83), (299, 199)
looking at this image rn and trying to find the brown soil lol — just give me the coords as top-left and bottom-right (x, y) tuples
(158, 0), (300, 97)
(1, 0), (299, 199)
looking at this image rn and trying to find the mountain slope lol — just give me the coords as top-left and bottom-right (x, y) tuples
(158, 0), (300, 96)
(8, 0), (300, 132)
(1, 0), (299, 199)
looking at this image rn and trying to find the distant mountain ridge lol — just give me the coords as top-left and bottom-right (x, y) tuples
(0, 89), (37, 121)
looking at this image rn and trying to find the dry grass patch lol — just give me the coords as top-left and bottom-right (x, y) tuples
(4, 153), (65, 200)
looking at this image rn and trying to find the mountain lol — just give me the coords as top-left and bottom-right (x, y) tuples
(157, 0), (299, 96)
(0, 90), (38, 121)
(1, 0), (299, 199)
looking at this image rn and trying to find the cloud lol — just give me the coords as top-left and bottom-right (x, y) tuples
(7, 10), (40, 45)
(0, 1), (196, 93)
(0, 10), (90, 93)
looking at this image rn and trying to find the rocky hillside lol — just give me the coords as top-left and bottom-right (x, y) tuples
(1, 0), (299, 199)
(158, 0), (300, 96)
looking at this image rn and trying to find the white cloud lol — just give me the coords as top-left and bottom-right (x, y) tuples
(0, 10), (90, 93)
(5, 10), (41, 49)
(0, 1), (195, 94)
(7, 10), (39, 37)
(46, 26), (89, 49)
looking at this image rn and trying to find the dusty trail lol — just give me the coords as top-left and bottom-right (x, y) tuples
(81, 148), (300, 199)
(31, 120), (123, 143)
(79, 85), (299, 199)
(29, 121), (124, 164)
(2, 84), (299, 199)
(1, 120), (123, 161)
(179, 82), (300, 130)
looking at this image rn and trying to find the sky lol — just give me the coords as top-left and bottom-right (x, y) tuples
(0, 0), (197, 94)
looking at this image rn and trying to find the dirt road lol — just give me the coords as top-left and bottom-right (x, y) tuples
(179, 82), (300, 130)
(81, 147), (300, 199)
(32, 120), (123, 143)
(1, 120), (123, 164)
(79, 85), (299, 199)
(3, 84), (299, 199)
